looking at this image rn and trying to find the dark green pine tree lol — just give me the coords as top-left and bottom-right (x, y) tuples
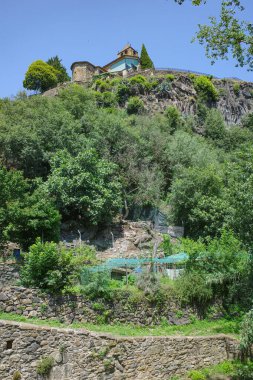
(140, 44), (154, 69)
(47, 55), (71, 83)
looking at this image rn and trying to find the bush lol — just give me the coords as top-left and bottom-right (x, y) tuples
(95, 91), (117, 108)
(175, 272), (213, 312)
(36, 356), (54, 376)
(128, 75), (151, 93)
(93, 79), (112, 92)
(160, 235), (173, 256)
(233, 361), (253, 379)
(241, 112), (253, 131)
(80, 269), (112, 300)
(239, 309), (253, 358)
(194, 76), (219, 103)
(233, 82), (240, 96)
(155, 79), (172, 97)
(136, 271), (160, 297)
(204, 109), (226, 141)
(115, 83), (130, 104)
(188, 370), (206, 380)
(126, 96), (145, 115)
(165, 74), (175, 81)
(165, 106), (183, 132)
(12, 372), (21, 380)
(21, 239), (76, 293)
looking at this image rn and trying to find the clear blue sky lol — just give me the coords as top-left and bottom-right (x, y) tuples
(1, 0), (253, 98)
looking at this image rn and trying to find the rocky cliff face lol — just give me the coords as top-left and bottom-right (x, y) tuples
(137, 72), (253, 125)
(43, 70), (253, 124)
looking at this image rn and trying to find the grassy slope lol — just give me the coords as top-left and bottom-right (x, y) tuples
(0, 312), (240, 337)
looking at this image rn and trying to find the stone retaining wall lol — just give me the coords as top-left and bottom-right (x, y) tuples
(0, 286), (194, 326)
(0, 319), (239, 380)
(0, 263), (20, 286)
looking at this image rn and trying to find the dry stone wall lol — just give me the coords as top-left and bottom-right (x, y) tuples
(0, 286), (194, 326)
(0, 263), (20, 287)
(0, 319), (239, 380)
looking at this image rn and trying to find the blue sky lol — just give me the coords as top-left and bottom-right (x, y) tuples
(1, 0), (253, 98)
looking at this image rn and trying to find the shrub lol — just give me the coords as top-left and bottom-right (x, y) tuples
(165, 106), (182, 132)
(160, 235), (173, 256)
(115, 83), (130, 104)
(155, 79), (172, 97)
(92, 302), (105, 312)
(165, 74), (175, 81)
(129, 75), (147, 85)
(80, 269), (112, 300)
(93, 79), (111, 92)
(126, 96), (145, 115)
(136, 271), (160, 297)
(194, 76), (219, 103)
(241, 112), (253, 131)
(239, 309), (253, 358)
(233, 82), (240, 96)
(12, 372), (21, 380)
(204, 109), (226, 141)
(188, 370), (206, 380)
(175, 272), (213, 312)
(233, 361), (253, 380)
(20, 239), (76, 293)
(36, 356), (54, 376)
(128, 75), (151, 93)
(95, 91), (117, 108)
(110, 78), (122, 86)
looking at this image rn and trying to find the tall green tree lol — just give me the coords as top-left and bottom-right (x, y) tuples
(140, 44), (154, 69)
(23, 60), (59, 92)
(175, 0), (253, 70)
(45, 149), (122, 225)
(47, 55), (71, 83)
(0, 166), (60, 251)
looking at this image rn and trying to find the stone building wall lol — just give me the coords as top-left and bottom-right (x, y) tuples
(0, 263), (20, 286)
(0, 286), (194, 326)
(0, 319), (239, 380)
(71, 62), (96, 83)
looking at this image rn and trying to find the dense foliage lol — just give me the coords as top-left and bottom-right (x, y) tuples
(1, 77), (253, 251)
(21, 239), (96, 292)
(0, 166), (60, 250)
(23, 60), (59, 92)
(47, 55), (70, 83)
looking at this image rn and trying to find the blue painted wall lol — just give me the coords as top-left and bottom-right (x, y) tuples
(108, 57), (139, 72)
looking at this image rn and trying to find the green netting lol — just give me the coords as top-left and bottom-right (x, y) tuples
(90, 253), (188, 272)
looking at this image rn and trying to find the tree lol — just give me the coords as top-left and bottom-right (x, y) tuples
(45, 149), (122, 225)
(175, 0), (253, 70)
(0, 166), (60, 251)
(140, 44), (154, 69)
(6, 186), (61, 250)
(169, 165), (230, 238)
(23, 60), (59, 92)
(47, 55), (71, 83)
(0, 166), (28, 251)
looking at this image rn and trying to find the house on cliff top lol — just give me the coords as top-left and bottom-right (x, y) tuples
(71, 43), (140, 82)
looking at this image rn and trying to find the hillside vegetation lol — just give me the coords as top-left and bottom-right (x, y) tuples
(1, 77), (253, 249)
